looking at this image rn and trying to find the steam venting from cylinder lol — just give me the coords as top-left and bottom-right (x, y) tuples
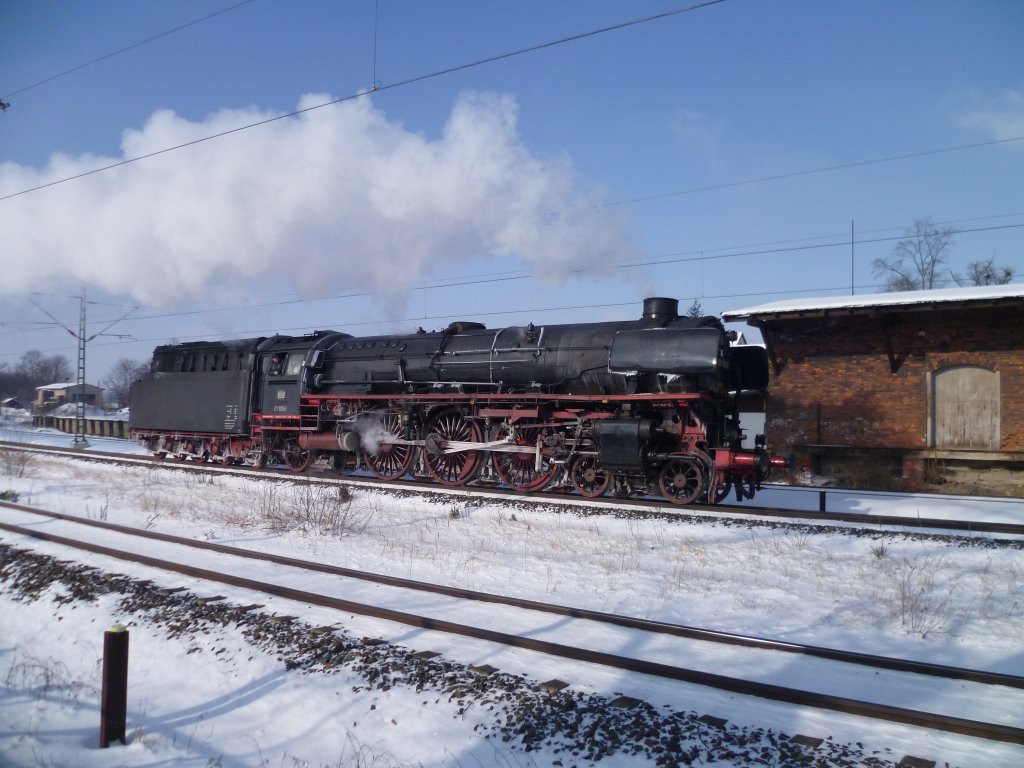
(642, 297), (679, 323)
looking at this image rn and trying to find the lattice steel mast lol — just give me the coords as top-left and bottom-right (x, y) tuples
(29, 290), (137, 449)
(74, 290), (88, 446)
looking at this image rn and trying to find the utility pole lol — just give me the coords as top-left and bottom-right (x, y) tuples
(30, 290), (137, 449)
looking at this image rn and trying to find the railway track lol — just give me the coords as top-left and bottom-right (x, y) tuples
(2, 499), (1023, 746)
(3, 438), (1024, 537)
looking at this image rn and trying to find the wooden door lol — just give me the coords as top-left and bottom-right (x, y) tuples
(931, 366), (1000, 449)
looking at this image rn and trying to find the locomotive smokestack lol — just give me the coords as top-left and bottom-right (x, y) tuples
(642, 297), (679, 323)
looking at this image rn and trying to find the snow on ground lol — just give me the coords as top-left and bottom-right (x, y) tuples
(1, 412), (1023, 766)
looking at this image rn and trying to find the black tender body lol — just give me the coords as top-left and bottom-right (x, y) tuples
(130, 339), (263, 434)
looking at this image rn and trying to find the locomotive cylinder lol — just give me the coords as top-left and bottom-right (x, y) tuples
(297, 431), (361, 452)
(593, 418), (657, 471)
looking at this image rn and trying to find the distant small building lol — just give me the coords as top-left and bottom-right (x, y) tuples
(1, 396), (24, 409)
(724, 284), (1024, 496)
(34, 382), (104, 412)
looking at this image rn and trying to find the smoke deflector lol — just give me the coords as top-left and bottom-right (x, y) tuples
(608, 327), (722, 374)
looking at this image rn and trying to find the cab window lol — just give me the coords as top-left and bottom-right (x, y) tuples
(267, 354), (287, 375)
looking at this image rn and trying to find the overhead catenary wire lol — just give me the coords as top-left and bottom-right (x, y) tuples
(19, 205), (1015, 337)
(1, 270), (1013, 361)
(371, 0), (382, 91)
(1, 3), (1020, 364)
(0, 0), (727, 203)
(2, 0), (1018, 211)
(0, 217), (1021, 351)
(602, 136), (1024, 208)
(0, 286), (882, 358)
(0, 0), (259, 101)
(3, 0), (1017, 230)
(3, 0), (1018, 307)
(3, 217), (1017, 332)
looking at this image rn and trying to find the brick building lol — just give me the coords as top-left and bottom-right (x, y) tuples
(33, 382), (104, 413)
(723, 285), (1024, 496)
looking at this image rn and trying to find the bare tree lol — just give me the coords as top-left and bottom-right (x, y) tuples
(101, 358), (149, 406)
(686, 299), (704, 318)
(0, 362), (14, 399)
(952, 256), (1015, 286)
(1, 351), (72, 402)
(16, 351), (71, 386)
(872, 217), (959, 292)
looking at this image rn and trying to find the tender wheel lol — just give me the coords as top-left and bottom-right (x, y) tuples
(423, 408), (482, 486)
(363, 412), (415, 480)
(570, 456), (610, 498)
(658, 458), (705, 505)
(492, 419), (559, 492)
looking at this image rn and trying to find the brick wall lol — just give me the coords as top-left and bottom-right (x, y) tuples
(759, 305), (1024, 460)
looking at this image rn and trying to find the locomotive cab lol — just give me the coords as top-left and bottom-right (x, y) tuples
(254, 332), (346, 418)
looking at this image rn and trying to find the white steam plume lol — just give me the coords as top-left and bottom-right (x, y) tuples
(0, 92), (632, 306)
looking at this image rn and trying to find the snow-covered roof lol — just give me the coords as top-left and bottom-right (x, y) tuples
(723, 283), (1024, 321)
(35, 381), (103, 391)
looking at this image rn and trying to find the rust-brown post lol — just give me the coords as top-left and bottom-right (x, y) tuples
(99, 624), (129, 747)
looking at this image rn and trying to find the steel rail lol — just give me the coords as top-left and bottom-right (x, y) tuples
(2, 500), (1022, 691)
(6, 439), (1024, 537)
(2, 508), (1024, 745)
(2, 505), (1024, 745)
(691, 502), (1024, 536)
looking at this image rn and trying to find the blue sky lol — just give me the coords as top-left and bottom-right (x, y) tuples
(1, 0), (1022, 384)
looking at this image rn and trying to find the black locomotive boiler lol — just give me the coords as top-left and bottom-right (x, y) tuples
(130, 297), (782, 504)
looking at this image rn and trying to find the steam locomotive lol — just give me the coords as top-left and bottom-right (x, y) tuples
(130, 297), (782, 504)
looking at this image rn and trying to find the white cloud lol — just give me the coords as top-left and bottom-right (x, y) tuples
(0, 92), (633, 306)
(669, 109), (728, 157)
(954, 87), (1024, 142)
